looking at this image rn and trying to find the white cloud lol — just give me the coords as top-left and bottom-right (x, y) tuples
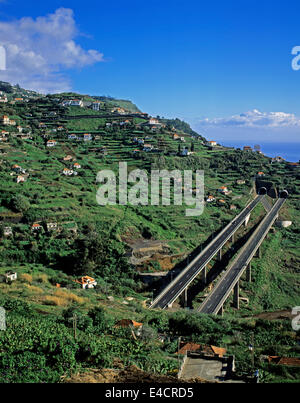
(196, 109), (300, 128)
(0, 8), (104, 93)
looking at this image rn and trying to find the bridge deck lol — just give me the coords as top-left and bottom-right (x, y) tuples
(198, 197), (286, 314)
(150, 195), (265, 310)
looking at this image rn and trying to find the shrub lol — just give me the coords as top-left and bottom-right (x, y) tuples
(24, 284), (44, 294)
(20, 273), (33, 284)
(35, 273), (48, 284)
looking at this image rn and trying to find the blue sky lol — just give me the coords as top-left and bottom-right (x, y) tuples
(0, 0), (299, 156)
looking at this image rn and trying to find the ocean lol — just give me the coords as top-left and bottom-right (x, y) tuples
(222, 141), (299, 163)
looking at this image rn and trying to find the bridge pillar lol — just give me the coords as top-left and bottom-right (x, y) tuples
(202, 266), (207, 285)
(245, 213), (251, 227)
(233, 282), (239, 310)
(246, 262), (252, 282)
(184, 287), (188, 308)
(231, 233), (235, 243)
(167, 302), (173, 309)
(255, 247), (261, 259)
(218, 248), (222, 262)
(217, 305), (224, 316)
(179, 287), (189, 308)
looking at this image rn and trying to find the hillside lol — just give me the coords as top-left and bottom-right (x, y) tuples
(0, 83), (299, 383)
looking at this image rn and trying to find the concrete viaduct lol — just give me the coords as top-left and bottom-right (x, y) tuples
(149, 188), (274, 311)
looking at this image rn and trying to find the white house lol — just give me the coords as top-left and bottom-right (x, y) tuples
(63, 168), (73, 176)
(31, 223), (43, 232)
(2, 115), (10, 125)
(70, 99), (83, 107)
(272, 156), (285, 163)
(3, 227), (12, 237)
(5, 271), (17, 282)
(47, 140), (57, 147)
(206, 195), (215, 203)
(218, 186), (229, 195)
(46, 222), (58, 232)
(149, 118), (160, 125)
(92, 102), (103, 111)
(75, 276), (97, 289)
(16, 175), (26, 184)
(143, 144), (153, 152)
(83, 133), (92, 141)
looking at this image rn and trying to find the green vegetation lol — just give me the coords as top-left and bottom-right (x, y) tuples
(0, 83), (299, 383)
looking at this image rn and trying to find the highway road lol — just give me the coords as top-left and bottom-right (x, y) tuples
(198, 196), (287, 315)
(150, 193), (266, 310)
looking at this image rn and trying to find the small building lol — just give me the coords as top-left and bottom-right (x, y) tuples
(267, 356), (300, 366)
(3, 226), (12, 237)
(218, 186), (229, 194)
(63, 155), (75, 161)
(75, 276), (97, 289)
(73, 162), (81, 169)
(2, 115), (10, 125)
(68, 134), (77, 140)
(16, 175), (26, 184)
(120, 120), (131, 127)
(47, 140), (57, 147)
(257, 172), (265, 177)
(70, 99), (83, 107)
(5, 271), (17, 282)
(62, 168), (73, 176)
(236, 179), (246, 185)
(12, 164), (23, 173)
(83, 133), (92, 141)
(148, 117), (160, 126)
(92, 102), (103, 111)
(31, 223), (43, 232)
(272, 156), (285, 163)
(208, 141), (217, 147)
(46, 222), (58, 232)
(177, 342), (226, 358)
(114, 319), (143, 336)
(206, 195), (215, 203)
(143, 144), (153, 152)
(111, 107), (126, 114)
(243, 146), (252, 152)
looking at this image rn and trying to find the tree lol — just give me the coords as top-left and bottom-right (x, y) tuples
(88, 307), (113, 333)
(10, 195), (30, 213)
